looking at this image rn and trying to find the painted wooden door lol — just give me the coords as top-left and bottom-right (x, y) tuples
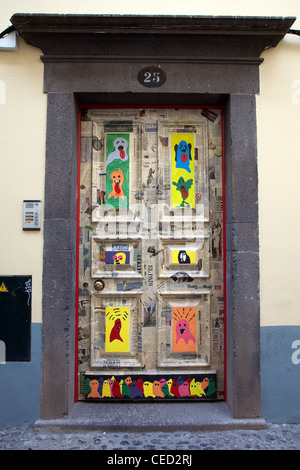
(77, 107), (225, 401)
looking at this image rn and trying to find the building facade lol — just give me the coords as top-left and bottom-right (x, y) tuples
(0, 4), (300, 427)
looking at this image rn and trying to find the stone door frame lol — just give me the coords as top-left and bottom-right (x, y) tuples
(11, 14), (295, 421)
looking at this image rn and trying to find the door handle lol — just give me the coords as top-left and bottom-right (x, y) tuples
(94, 280), (105, 291)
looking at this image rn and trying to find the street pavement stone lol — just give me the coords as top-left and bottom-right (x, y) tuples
(0, 423), (300, 450)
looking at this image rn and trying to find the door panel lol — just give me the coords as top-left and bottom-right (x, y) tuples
(77, 107), (224, 401)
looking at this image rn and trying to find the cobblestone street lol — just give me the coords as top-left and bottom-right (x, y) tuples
(0, 423), (300, 451)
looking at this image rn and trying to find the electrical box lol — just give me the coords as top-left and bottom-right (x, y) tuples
(23, 200), (41, 231)
(0, 276), (32, 362)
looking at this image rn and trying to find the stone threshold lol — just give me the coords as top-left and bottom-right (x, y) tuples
(34, 401), (267, 433)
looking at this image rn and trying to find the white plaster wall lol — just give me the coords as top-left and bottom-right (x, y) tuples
(0, 37), (46, 323)
(0, 0), (299, 327)
(257, 32), (300, 326)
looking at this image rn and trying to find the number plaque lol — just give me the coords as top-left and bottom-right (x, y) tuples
(138, 66), (166, 88)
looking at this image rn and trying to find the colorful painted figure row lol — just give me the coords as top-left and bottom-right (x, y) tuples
(86, 375), (216, 399)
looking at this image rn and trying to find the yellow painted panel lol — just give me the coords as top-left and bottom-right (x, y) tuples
(171, 133), (195, 209)
(105, 307), (130, 352)
(171, 249), (196, 265)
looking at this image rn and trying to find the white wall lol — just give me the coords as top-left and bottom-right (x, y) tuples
(258, 33), (300, 326)
(0, 37), (45, 323)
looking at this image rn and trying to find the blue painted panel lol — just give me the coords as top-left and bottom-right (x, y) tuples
(0, 323), (41, 427)
(261, 325), (300, 423)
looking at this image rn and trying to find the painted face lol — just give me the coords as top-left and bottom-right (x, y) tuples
(178, 141), (189, 162)
(175, 317), (196, 345)
(89, 379), (99, 389)
(113, 252), (126, 264)
(125, 377), (132, 386)
(136, 378), (144, 390)
(114, 137), (128, 159)
(178, 320), (188, 336)
(178, 250), (191, 264)
(111, 171), (123, 194)
(174, 140), (192, 173)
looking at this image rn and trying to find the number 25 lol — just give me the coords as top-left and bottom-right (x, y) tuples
(144, 71), (160, 83)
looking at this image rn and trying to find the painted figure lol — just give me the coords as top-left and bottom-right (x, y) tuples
(85, 374), (216, 400)
(167, 378), (174, 396)
(108, 168), (125, 200)
(173, 307), (197, 353)
(106, 136), (129, 167)
(113, 252), (127, 264)
(87, 379), (101, 399)
(105, 133), (129, 209)
(161, 383), (172, 397)
(102, 380), (112, 398)
(179, 380), (191, 397)
(144, 381), (155, 398)
(174, 140), (192, 173)
(206, 377), (216, 396)
(105, 307), (130, 353)
(176, 319), (196, 345)
(120, 379), (131, 398)
(190, 379), (206, 398)
(178, 250), (191, 264)
(171, 133), (195, 208)
(105, 250), (129, 265)
(159, 378), (167, 390)
(130, 380), (144, 398)
(170, 379), (181, 397)
(109, 318), (123, 343)
(136, 378), (144, 395)
(111, 379), (122, 398)
(153, 380), (164, 397)
(201, 377), (210, 393)
(172, 176), (193, 207)
(125, 376), (133, 387)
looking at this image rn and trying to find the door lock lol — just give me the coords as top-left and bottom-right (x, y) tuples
(94, 280), (105, 291)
